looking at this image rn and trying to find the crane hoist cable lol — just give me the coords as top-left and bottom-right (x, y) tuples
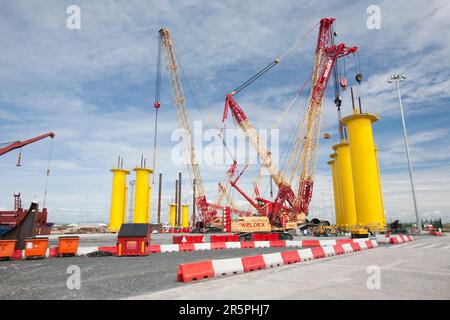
(42, 136), (54, 208)
(152, 36), (163, 184)
(231, 21), (320, 96)
(176, 55), (236, 162)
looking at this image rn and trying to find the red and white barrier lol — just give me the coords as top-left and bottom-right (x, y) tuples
(6, 238), (377, 260)
(146, 238), (372, 255)
(177, 240), (378, 282)
(376, 234), (414, 244)
(429, 231), (444, 236)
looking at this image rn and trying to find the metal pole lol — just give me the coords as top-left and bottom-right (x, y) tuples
(178, 172), (182, 226)
(395, 79), (422, 233)
(175, 179), (178, 226)
(192, 179), (196, 227)
(157, 172), (162, 225)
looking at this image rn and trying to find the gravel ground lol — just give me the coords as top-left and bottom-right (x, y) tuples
(0, 246), (303, 300)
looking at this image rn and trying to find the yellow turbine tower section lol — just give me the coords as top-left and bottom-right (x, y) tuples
(332, 141), (357, 229)
(109, 168), (130, 233)
(181, 204), (189, 228)
(341, 112), (386, 230)
(330, 153), (344, 227)
(169, 203), (177, 226)
(375, 146), (386, 226)
(133, 167), (154, 223)
(327, 158), (341, 227)
(122, 185), (128, 223)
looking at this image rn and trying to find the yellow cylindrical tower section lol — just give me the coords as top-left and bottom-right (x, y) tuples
(122, 185), (128, 223)
(375, 147), (386, 226)
(133, 167), (154, 223)
(109, 168), (130, 233)
(169, 203), (177, 226)
(332, 141), (357, 229)
(327, 159), (341, 227)
(181, 204), (189, 228)
(330, 153), (344, 227)
(341, 112), (386, 230)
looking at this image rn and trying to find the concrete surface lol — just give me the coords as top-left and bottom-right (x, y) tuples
(129, 235), (450, 300)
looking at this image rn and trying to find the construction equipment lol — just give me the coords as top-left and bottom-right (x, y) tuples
(223, 18), (357, 229)
(214, 160), (237, 207)
(0, 132), (55, 159)
(157, 29), (252, 230)
(157, 28), (218, 229)
(0, 195), (53, 250)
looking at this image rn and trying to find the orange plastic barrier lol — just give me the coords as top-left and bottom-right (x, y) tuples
(334, 244), (345, 255)
(269, 240), (286, 247)
(177, 260), (215, 283)
(0, 240), (17, 260)
(350, 242), (361, 251)
(211, 242), (226, 250)
(252, 233), (279, 241)
(310, 247), (326, 259)
(24, 237), (48, 259)
(179, 243), (195, 252)
(281, 250), (300, 264)
(301, 240), (320, 247)
(241, 255), (265, 272)
(210, 235), (238, 242)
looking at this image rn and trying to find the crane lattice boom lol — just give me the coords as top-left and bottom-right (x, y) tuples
(222, 18), (357, 225)
(159, 28), (212, 225)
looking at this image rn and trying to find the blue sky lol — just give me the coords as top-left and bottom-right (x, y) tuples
(1, 0), (449, 224)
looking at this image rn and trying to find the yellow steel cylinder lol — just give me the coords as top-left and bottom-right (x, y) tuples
(332, 141), (357, 229)
(341, 112), (386, 230)
(169, 203), (177, 226)
(108, 169), (130, 233)
(330, 153), (344, 227)
(327, 159), (341, 227)
(375, 147), (386, 225)
(133, 168), (154, 223)
(182, 204), (189, 228)
(122, 185), (128, 223)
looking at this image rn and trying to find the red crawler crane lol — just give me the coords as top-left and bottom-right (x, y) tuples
(223, 18), (357, 228)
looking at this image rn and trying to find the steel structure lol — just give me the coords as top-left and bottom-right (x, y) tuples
(157, 28), (219, 228)
(0, 132), (55, 157)
(223, 18), (357, 227)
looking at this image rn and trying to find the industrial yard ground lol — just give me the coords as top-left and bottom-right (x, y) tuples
(0, 234), (448, 300)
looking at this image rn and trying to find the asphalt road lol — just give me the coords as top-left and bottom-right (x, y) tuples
(0, 246), (300, 300)
(130, 235), (450, 300)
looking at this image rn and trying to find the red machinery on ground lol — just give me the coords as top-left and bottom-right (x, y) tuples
(0, 132), (56, 247)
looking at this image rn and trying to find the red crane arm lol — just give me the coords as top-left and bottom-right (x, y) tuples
(0, 132), (55, 156)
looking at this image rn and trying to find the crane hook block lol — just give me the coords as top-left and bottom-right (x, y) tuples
(154, 101), (161, 109)
(340, 77), (348, 90)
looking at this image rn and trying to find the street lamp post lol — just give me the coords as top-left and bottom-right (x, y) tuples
(388, 74), (422, 233)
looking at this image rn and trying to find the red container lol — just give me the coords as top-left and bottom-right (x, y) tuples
(117, 238), (147, 256)
(0, 240), (17, 260)
(24, 237), (48, 259)
(117, 223), (151, 256)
